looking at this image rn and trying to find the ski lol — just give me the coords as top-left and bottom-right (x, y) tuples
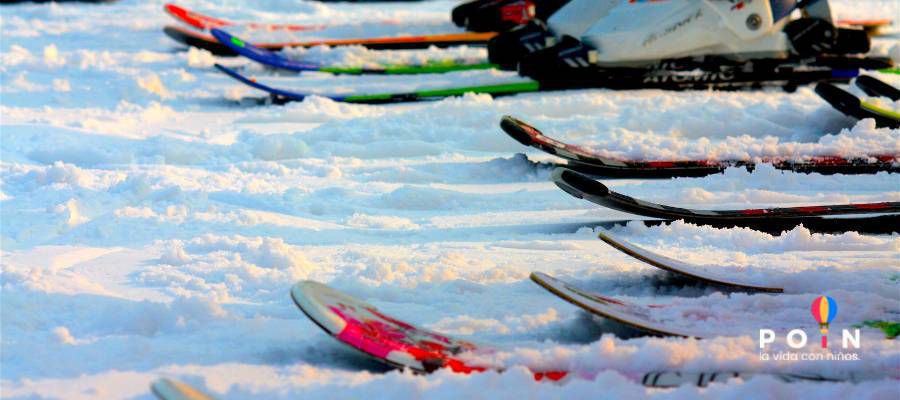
(815, 81), (900, 128)
(212, 28), (497, 75)
(551, 167), (900, 232)
(151, 378), (215, 400)
(597, 232), (783, 293)
(531, 271), (700, 337)
(164, 3), (324, 32)
(215, 62), (868, 105)
(500, 116), (899, 177)
(164, 24), (496, 57)
(215, 63), (541, 103)
(289, 280), (567, 380)
(855, 75), (900, 100)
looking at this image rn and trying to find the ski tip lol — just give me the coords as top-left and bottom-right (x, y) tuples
(150, 378), (216, 400)
(597, 231), (614, 244)
(499, 115), (539, 146)
(209, 28), (230, 42)
(289, 280), (348, 336)
(163, 3), (180, 16)
(212, 63), (229, 74)
(529, 271), (552, 285)
(162, 25), (183, 40)
(210, 28), (248, 52)
(551, 168), (609, 198)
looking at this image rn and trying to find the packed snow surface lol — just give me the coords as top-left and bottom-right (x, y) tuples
(1, 1), (899, 399)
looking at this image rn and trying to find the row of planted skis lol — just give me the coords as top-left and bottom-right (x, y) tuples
(153, 1), (898, 398)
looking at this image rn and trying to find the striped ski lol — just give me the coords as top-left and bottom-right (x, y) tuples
(215, 63), (540, 103)
(211, 28), (497, 75)
(164, 25), (496, 56)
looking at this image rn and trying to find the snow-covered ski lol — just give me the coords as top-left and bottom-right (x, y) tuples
(289, 280), (567, 380)
(164, 24), (496, 56)
(211, 28), (497, 75)
(289, 280), (897, 385)
(597, 232), (783, 293)
(531, 272), (900, 340)
(551, 168), (900, 231)
(151, 378), (215, 400)
(500, 115), (899, 176)
(530, 271), (698, 337)
(815, 78), (900, 128)
(164, 3), (325, 32)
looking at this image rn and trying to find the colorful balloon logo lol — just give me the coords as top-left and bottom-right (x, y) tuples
(810, 295), (838, 348)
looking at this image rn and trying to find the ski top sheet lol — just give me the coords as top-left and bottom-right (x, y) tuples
(815, 82), (900, 129)
(151, 378), (215, 400)
(530, 271), (696, 337)
(164, 3), (324, 32)
(597, 232), (783, 293)
(551, 167), (900, 222)
(855, 75), (900, 101)
(290, 280), (489, 374)
(215, 63), (541, 104)
(289, 280), (569, 381)
(500, 115), (899, 176)
(164, 24), (497, 56)
(211, 28), (497, 75)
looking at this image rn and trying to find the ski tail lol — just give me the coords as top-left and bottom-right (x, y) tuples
(855, 75), (900, 101)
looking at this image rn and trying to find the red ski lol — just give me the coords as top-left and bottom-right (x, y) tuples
(164, 3), (325, 32)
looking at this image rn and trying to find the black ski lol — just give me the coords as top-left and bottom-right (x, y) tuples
(551, 167), (900, 233)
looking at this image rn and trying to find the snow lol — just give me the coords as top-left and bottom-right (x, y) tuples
(1, 0), (899, 399)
